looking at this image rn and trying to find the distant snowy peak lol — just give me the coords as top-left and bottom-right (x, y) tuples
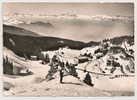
(90, 15), (134, 22)
(44, 14), (134, 22)
(3, 16), (25, 25)
(3, 14), (134, 25)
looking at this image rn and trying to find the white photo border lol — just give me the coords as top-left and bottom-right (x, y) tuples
(0, 0), (136, 100)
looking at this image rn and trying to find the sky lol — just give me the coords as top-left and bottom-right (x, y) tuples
(3, 3), (134, 16)
(3, 3), (134, 42)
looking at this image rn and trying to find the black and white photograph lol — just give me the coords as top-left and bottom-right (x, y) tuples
(2, 2), (135, 96)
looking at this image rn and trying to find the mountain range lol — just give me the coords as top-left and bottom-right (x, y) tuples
(3, 14), (134, 26)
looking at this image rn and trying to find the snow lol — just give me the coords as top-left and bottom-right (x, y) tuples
(3, 59), (111, 96)
(3, 45), (134, 96)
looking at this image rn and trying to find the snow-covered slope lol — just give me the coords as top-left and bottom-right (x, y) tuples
(79, 39), (134, 75)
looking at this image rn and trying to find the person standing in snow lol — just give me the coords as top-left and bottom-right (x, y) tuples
(58, 61), (65, 83)
(59, 68), (64, 83)
(83, 72), (94, 87)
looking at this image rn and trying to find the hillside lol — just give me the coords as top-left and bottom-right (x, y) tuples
(3, 25), (86, 57)
(3, 24), (39, 36)
(3, 24), (134, 59)
(109, 35), (134, 45)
